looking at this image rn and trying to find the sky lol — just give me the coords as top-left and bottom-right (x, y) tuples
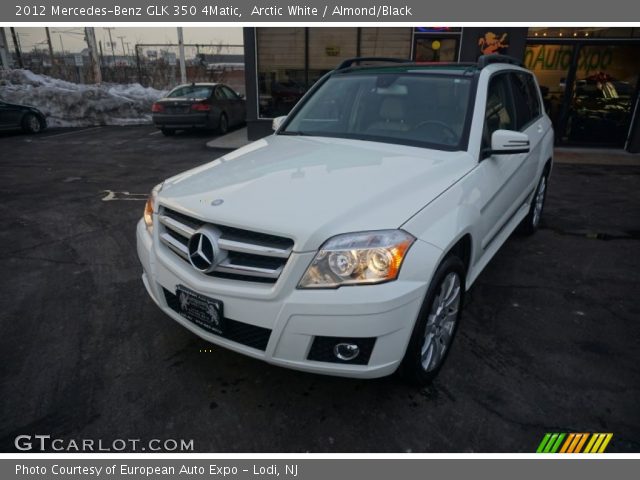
(7, 27), (243, 54)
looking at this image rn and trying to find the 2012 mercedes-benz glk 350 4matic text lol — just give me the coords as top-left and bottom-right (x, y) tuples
(137, 55), (553, 385)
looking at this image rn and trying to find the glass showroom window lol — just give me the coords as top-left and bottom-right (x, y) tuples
(256, 28), (306, 118)
(307, 28), (359, 88)
(565, 45), (640, 146)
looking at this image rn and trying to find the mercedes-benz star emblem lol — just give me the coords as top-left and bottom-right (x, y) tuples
(187, 226), (226, 274)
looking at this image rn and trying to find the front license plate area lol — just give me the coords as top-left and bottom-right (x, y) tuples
(175, 285), (224, 336)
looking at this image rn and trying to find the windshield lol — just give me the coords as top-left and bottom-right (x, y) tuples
(167, 85), (213, 99)
(282, 73), (473, 150)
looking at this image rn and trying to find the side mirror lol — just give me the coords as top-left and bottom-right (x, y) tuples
(237, 92), (245, 99)
(486, 130), (530, 156)
(272, 115), (287, 132)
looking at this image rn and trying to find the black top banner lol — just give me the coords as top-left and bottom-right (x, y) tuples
(3, 0), (640, 22)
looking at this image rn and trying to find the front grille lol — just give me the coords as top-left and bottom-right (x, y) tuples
(163, 288), (271, 351)
(158, 206), (294, 284)
(308, 336), (377, 365)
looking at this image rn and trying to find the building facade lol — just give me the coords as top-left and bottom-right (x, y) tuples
(243, 27), (640, 152)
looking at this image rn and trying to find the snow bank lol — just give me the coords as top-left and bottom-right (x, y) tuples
(0, 69), (167, 128)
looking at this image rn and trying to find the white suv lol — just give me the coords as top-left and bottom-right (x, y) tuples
(137, 55), (553, 385)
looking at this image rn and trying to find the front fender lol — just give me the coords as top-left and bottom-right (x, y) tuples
(401, 168), (483, 286)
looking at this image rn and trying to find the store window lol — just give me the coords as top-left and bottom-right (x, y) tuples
(414, 38), (458, 62)
(360, 28), (412, 58)
(565, 45), (640, 146)
(307, 28), (358, 87)
(526, 40), (640, 147)
(256, 27), (413, 119)
(256, 28), (306, 118)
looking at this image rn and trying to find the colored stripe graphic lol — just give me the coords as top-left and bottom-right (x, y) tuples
(574, 433), (590, 453)
(537, 433), (613, 453)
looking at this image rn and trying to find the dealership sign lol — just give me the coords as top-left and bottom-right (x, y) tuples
(525, 45), (615, 74)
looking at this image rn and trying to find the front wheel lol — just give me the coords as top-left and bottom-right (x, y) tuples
(519, 173), (548, 235)
(399, 255), (465, 386)
(22, 113), (43, 133)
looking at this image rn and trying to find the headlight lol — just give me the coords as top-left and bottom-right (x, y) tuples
(143, 183), (163, 231)
(298, 230), (415, 289)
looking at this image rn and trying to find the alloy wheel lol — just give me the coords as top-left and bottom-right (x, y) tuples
(532, 176), (546, 227)
(421, 271), (461, 372)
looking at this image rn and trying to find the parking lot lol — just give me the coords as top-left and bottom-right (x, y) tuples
(1, 125), (639, 452)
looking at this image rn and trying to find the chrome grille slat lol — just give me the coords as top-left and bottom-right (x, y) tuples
(217, 238), (291, 258)
(216, 259), (283, 279)
(158, 214), (195, 238)
(158, 207), (293, 283)
(160, 232), (189, 259)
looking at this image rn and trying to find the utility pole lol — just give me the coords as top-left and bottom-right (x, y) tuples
(104, 27), (116, 66)
(44, 27), (55, 67)
(9, 27), (23, 68)
(177, 27), (187, 84)
(117, 35), (126, 56)
(0, 28), (11, 69)
(58, 34), (64, 54)
(84, 27), (102, 84)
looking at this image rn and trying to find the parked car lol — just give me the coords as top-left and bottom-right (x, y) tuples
(137, 55), (553, 385)
(0, 99), (47, 133)
(151, 83), (246, 136)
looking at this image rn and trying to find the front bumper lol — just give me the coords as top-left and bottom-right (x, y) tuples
(137, 219), (441, 378)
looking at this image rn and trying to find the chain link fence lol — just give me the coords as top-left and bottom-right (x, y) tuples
(4, 43), (245, 93)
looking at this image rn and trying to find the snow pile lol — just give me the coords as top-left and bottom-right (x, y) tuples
(0, 69), (167, 127)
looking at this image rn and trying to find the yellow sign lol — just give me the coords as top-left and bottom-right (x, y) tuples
(325, 46), (340, 57)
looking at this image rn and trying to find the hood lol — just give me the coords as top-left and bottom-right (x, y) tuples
(158, 135), (475, 251)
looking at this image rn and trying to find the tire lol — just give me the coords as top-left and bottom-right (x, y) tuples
(22, 113), (43, 134)
(519, 172), (548, 235)
(161, 128), (175, 137)
(218, 113), (228, 134)
(398, 255), (465, 386)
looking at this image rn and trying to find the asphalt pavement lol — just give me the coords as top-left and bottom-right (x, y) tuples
(0, 126), (639, 452)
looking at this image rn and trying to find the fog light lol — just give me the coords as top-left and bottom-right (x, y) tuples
(334, 343), (360, 361)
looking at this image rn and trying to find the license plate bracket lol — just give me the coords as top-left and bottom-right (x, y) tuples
(174, 285), (224, 336)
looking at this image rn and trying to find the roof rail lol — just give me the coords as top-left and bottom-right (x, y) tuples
(477, 54), (524, 69)
(336, 57), (412, 70)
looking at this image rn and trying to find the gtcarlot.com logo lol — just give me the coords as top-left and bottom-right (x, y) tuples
(536, 433), (613, 453)
(14, 435), (194, 452)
